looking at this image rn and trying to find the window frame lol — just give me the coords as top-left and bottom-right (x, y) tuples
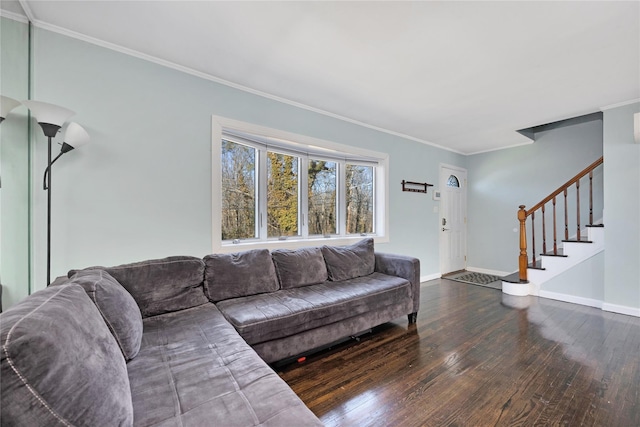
(212, 115), (389, 253)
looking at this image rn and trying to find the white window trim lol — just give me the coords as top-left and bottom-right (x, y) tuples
(212, 115), (389, 253)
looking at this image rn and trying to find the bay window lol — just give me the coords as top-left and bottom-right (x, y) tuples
(212, 116), (388, 251)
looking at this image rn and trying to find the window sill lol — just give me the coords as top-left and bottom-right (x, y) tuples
(214, 235), (388, 253)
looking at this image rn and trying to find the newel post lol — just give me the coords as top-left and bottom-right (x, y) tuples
(518, 205), (528, 282)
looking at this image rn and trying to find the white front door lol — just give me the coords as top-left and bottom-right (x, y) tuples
(439, 165), (467, 274)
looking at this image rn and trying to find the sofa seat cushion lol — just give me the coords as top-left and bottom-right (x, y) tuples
(216, 272), (411, 345)
(127, 304), (321, 427)
(0, 284), (133, 426)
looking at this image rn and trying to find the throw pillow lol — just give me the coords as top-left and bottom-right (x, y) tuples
(204, 249), (280, 302)
(271, 247), (328, 289)
(69, 255), (208, 318)
(69, 269), (143, 361)
(321, 238), (375, 281)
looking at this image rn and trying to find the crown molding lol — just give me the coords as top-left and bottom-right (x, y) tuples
(28, 19), (466, 156)
(467, 140), (534, 156)
(600, 98), (640, 111)
(18, 0), (33, 21)
(0, 8), (29, 23)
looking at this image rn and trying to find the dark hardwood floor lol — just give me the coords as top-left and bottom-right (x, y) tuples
(277, 278), (640, 426)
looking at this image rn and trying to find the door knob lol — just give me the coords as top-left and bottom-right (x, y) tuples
(442, 227), (450, 231)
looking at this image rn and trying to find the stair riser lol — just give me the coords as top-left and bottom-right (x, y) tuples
(562, 239), (603, 258)
(587, 226), (604, 242)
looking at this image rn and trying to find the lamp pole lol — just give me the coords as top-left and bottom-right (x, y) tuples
(47, 135), (52, 285)
(38, 123), (62, 286)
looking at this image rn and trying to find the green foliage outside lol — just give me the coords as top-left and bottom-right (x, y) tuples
(221, 140), (374, 240)
(308, 160), (337, 235)
(267, 152), (298, 237)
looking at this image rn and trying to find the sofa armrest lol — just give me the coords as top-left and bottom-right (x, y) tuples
(374, 253), (420, 316)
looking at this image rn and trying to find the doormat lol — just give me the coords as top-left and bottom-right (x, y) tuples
(446, 272), (502, 290)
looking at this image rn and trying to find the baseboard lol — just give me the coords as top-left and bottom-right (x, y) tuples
(602, 302), (640, 318)
(538, 290), (603, 309)
(420, 273), (441, 283)
(538, 292), (640, 318)
(466, 266), (510, 277)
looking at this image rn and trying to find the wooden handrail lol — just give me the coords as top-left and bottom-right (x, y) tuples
(517, 156), (603, 282)
(524, 157), (603, 216)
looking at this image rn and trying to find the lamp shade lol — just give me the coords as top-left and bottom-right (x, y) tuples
(63, 122), (90, 149)
(0, 95), (21, 119)
(22, 100), (75, 127)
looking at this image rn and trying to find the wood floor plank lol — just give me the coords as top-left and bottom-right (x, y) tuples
(277, 279), (640, 426)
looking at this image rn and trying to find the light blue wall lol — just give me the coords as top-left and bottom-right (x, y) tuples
(0, 17), (30, 309)
(29, 28), (464, 292)
(603, 102), (640, 312)
(541, 251), (604, 303)
(466, 118), (603, 273)
(20, 23), (637, 313)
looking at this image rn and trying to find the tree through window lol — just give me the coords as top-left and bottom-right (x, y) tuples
(346, 164), (374, 234)
(308, 160), (337, 235)
(221, 140), (256, 240)
(267, 152), (299, 237)
(215, 121), (386, 246)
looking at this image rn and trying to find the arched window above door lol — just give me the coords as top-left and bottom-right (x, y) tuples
(446, 174), (460, 188)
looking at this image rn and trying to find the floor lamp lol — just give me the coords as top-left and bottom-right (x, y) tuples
(0, 96), (22, 190)
(0, 95), (21, 125)
(22, 101), (90, 286)
(0, 95), (23, 310)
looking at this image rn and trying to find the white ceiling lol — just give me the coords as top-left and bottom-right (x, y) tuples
(5, 1), (640, 154)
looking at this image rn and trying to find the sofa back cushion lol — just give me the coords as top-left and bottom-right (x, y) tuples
(271, 247), (328, 289)
(69, 255), (208, 318)
(204, 249), (279, 302)
(0, 284), (133, 426)
(69, 269), (143, 360)
(321, 238), (375, 281)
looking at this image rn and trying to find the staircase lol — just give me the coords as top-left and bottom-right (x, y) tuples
(502, 157), (604, 297)
(502, 224), (604, 296)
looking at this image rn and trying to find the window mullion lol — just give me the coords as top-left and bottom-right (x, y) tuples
(300, 156), (309, 238)
(338, 160), (347, 237)
(258, 147), (268, 240)
(372, 167), (377, 234)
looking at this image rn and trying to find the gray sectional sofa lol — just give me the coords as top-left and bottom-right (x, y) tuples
(1, 239), (420, 426)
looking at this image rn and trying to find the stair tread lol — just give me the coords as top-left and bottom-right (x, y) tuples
(562, 239), (593, 243)
(501, 272), (529, 284)
(586, 224), (604, 228)
(541, 250), (568, 257)
(528, 261), (545, 270)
